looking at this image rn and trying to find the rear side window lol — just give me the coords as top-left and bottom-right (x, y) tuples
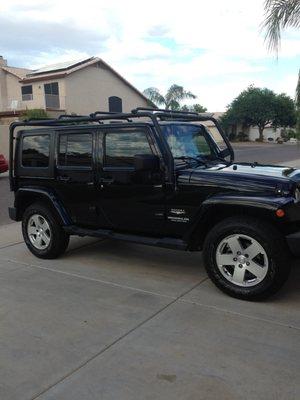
(22, 135), (50, 167)
(58, 133), (93, 167)
(105, 131), (152, 167)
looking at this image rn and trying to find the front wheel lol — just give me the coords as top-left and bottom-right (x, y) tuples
(203, 216), (291, 301)
(22, 202), (69, 259)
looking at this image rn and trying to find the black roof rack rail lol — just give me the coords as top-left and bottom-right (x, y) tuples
(90, 111), (132, 122)
(132, 107), (199, 116)
(58, 114), (88, 119)
(89, 111), (118, 117)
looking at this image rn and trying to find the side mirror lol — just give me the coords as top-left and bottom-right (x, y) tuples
(134, 154), (160, 171)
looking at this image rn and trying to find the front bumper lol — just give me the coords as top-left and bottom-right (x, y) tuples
(8, 207), (17, 221)
(286, 231), (300, 257)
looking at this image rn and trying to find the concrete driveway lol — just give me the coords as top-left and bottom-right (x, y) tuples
(0, 223), (299, 400)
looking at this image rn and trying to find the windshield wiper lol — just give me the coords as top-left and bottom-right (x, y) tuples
(210, 155), (231, 166)
(174, 156), (207, 167)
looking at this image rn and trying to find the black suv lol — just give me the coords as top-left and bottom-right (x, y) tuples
(8, 108), (300, 300)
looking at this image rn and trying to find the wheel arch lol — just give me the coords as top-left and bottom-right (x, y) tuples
(14, 188), (72, 225)
(186, 202), (284, 251)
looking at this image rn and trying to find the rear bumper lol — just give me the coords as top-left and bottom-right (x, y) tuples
(8, 207), (17, 221)
(286, 231), (300, 257)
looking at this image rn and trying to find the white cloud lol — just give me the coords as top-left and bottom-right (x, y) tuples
(0, 0), (299, 110)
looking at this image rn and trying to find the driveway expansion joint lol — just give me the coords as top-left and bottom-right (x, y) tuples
(30, 277), (207, 400)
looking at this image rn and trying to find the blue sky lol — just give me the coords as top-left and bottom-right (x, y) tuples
(0, 0), (299, 110)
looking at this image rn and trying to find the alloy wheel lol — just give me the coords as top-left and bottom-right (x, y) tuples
(27, 214), (51, 250)
(216, 234), (269, 287)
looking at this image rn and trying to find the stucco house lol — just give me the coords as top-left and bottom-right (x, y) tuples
(0, 55), (150, 116)
(210, 112), (290, 142)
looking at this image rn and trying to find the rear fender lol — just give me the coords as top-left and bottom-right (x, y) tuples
(13, 187), (72, 225)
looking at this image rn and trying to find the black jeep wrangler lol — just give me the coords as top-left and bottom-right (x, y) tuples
(8, 108), (300, 300)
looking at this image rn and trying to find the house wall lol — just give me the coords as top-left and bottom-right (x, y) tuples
(19, 79), (66, 111)
(0, 125), (9, 158)
(65, 64), (148, 114)
(4, 73), (21, 110)
(248, 126), (281, 142)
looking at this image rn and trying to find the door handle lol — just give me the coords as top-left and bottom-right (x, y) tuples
(57, 176), (71, 182)
(99, 177), (114, 185)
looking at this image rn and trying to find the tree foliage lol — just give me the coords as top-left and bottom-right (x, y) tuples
(181, 104), (207, 113)
(143, 84), (196, 110)
(296, 70), (300, 134)
(221, 86), (296, 141)
(262, 0), (300, 53)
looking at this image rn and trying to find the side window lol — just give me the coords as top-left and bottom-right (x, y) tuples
(105, 130), (152, 167)
(22, 135), (50, 167)
(21, 85), (33, 101)
(58, 133), (93, 167)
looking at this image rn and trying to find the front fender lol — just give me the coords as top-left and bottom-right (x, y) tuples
(184, 194), (296, 247)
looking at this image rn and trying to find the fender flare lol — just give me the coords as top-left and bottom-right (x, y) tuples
(184, 194), (294, 247)
(14, 187), (72, 225)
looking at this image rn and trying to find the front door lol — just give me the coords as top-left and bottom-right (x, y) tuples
(96, 126), (166, 235)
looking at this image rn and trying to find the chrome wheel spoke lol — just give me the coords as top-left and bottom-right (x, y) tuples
(232, 266), (245, 285)
(244, 242), (263, 260)
(216, 254), (235, 266)
(246, 261), (265, 279)
(226, 236), (243, 255)
(42, 232), (50, 246)
(27, 225), (37, 235)
(32, 215), (40, 227)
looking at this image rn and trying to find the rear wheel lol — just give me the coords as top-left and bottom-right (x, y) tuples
(22, 202), (69, 259)
(203, 216), (291, 301)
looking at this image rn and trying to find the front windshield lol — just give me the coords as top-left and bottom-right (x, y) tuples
(160, 123), (217, 160)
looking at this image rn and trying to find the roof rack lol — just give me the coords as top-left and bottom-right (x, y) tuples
(8, 108), (234, 191)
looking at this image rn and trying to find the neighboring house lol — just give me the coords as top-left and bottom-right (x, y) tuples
(209, 112), (289, 142)
(0, 55), (150, 116)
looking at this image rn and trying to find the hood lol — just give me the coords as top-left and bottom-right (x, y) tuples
(186, 162), (300, 196)
(219, 163), (299, 180)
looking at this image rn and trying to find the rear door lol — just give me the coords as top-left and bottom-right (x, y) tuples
(54, 129), (111, 228)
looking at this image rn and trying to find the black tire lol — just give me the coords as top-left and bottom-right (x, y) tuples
(203, 216), (291, 301)
(22, 202), (69, 259)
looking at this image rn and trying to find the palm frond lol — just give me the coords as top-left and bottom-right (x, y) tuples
(165, 84), (196, 105)
(143, 87), (166, 106)
(262, 0), (300, 53)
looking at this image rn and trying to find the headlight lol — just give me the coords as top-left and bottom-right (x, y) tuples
(295, 188), (300, 202)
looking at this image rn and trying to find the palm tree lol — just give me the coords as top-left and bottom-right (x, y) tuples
(262, 1), (300, 133)
(262, 0), (300, 53)
(143, 84), (196, 110)
(296, 69), (300, 133)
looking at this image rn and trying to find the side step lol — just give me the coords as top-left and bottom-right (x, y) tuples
(63, 225), (187, 251)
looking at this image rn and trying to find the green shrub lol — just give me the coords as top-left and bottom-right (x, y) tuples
(22, 109), (49, 120)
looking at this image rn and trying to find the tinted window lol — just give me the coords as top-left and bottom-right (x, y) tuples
(108, 96), (122, 113)
(22, 135), (50, 167)
(21, 85), (33, 101)
(105, 131), (152, 167)
(58, 133), (93, 167)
